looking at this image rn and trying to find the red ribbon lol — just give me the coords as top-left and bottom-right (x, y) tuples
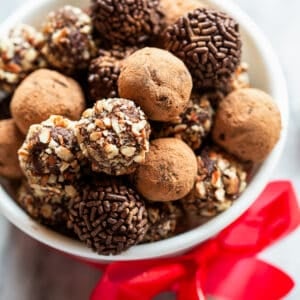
(89, 181), (300, 300)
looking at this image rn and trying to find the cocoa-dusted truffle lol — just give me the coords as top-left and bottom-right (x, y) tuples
(17, 182), (71, 229)
(134, 138), (197, 201)
(143, 201), (183, 243)
(119, 47), (192, 121)
(76, 98), (150, 175)
(182, 147), (248, 218)
(212, 88), (282, 163)
(88, 46), (137, 101)
(161, 0), (206, 26)
(0, 24), (46, 93)
(18, 115), (82, 199)
(163, 8), (242, 89)
(0, 119), (24, 179)
(42, 5), (96, 73)
(10, 69), (85, 134)
(90, 0), (164, 45)
(68, 178), (148, 255)
(153, 93), (214, 150)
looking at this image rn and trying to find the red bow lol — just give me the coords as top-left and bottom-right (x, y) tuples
(90, 181), (300, 300)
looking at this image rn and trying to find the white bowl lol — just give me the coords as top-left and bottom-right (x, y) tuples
(0, 0), (288, 262)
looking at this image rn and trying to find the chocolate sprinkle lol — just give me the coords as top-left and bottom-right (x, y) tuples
(90, 0), (165, 45)
(88, 46), (137, 101)
(68, 179), (148, 255)
(163, 8), (242, 89)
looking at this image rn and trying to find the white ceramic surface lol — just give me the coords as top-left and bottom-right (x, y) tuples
(0, 0), (288, 262)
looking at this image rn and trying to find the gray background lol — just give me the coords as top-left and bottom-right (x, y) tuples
(1, 0), (300, 299)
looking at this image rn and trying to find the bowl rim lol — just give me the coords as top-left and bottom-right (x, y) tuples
(0, 0), (289, 262)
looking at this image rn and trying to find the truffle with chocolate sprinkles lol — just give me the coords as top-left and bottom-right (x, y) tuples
(18, 115), (82, 199)
(68, 178), (148, 255)
(163, 8), (242, 89)
(153, 93), (214, 150)
(75, 98), (151, 175)
(143, 201), (183, 243)
(42, 5), (97, 73)
(88, 46), (137, 101)
(181, 147), (248, 218)
(90, 0), (165, 45)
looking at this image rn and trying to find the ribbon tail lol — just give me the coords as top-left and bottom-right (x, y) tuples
(204, 257), (294, 300)
(91, 261), (187, 300)
(176, 272), (205, 300)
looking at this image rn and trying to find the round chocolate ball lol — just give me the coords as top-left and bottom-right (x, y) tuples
(0, 24), (46, 93)
(76, 98), (151, 175)
(134, 138), (198, 201)
(42, 5), (96, 73)
(18, 115), (82, 199)
(212, 88), (282, 163)
(153, 93), (214, 150)
(143, 201), (183, 243)
(182, 147), (248, 218)
(160, 0), (205, 27)
(68, 178), (148, 255)
(118, 47), (192, 121)
(17, 182), (72, 230)
(88, 46), (137, 101)
(163, 8), (242, 89)
(0, 119), (24, 179)
(90, 0), (164, 45)
(10, 69), (85, 134)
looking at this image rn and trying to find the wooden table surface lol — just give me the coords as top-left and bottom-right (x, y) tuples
(1, 0), (300, 299)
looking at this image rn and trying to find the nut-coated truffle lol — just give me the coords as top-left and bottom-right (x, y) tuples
(163, 8), (242, 89)
(17, 182), (71, 229)
(118, 47), (192, 121)
(90, 0), (164, 45)
(0, 24), (46, 93)
(42, 5), (97, 73)
(18, 115), (82, 199)
(68, 178), (148, 255)
(161, 0), (206, 26)
(10, 69), (85, 134)
(182, 147), (248, 218)
(88, 46), (137, 101)
(76, 98), (151, 175)
(153, 93), (214, 150)
(143, 201), (183, 243)
(0, 119), (24, 179)
(134, 138), (198, 201)
(212, 88), (282, 162)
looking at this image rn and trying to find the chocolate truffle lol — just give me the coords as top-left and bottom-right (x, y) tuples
(153, 93), (214, 150)
(119, 47), (192, 121)
(10, 69), (85, 134)
(0, 119), (24, 179)
(212, 88), (282, 163)
(161, 0), (206, 26)
(163, 8), (242, 89)
(90, 0), (164, 45)
(42, 5), (96, 73)
(17, 182), (71, 229)
(18, 115), (82, 199)
(68, 178), (148, 255)
(134, 138), (197, 201)
(88, 46), (137, 101)
(182, 147), (248, 218)
(76, 98), (150, 175)
(0, 24), (46, 93)
(143, 201), (182, 243)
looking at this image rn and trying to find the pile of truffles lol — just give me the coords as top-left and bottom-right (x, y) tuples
(0, 0), (282, 256)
